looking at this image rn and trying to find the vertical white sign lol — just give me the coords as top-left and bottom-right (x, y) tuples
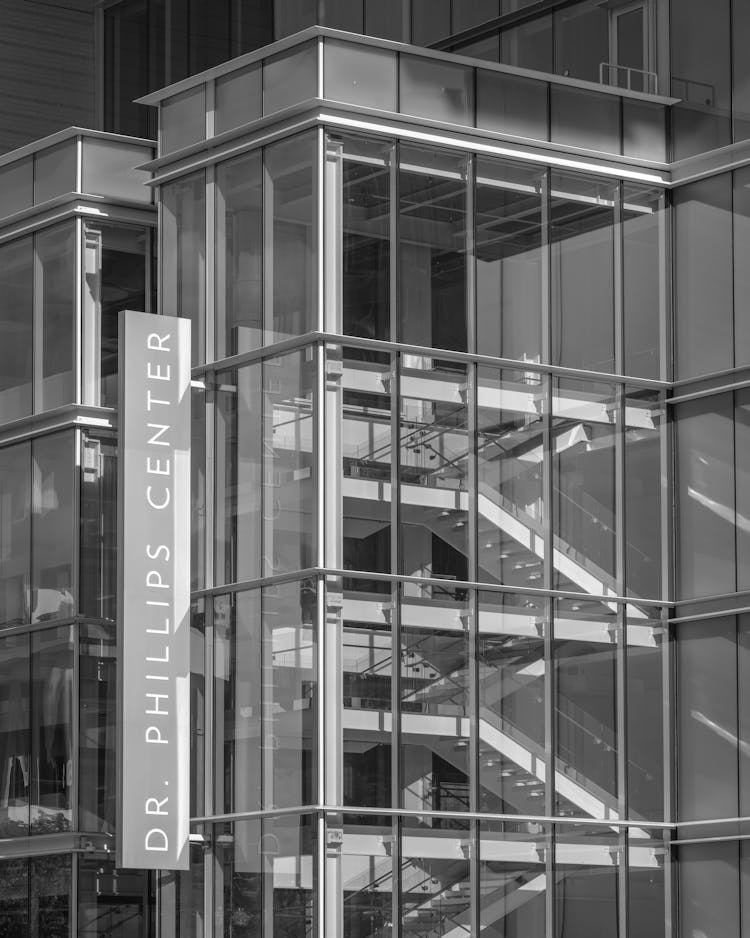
(117, 310), (191, 871)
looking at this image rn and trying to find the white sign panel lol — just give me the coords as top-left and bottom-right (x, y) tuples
(117, 310), (191, 871)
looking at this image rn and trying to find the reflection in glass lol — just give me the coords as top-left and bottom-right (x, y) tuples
(162, 172), (206, 364)
(399, 146), (467, 352)
(399, 359), (469, 582)
(554, 824), (619, 938)
(624, 389), (662, 599)
(478, 592), (546, 815)
(552, 379), (616, 593)
(341, 818), (394, 934)
(267, 132), (316, 343)
(37, 223), (76, 409)
(342, 349), (392, 585)
(0, 633), (30, 837)
(476, 159), (542, 363)
(340, 136), (392, 341)
(400, 56), (474, 126)
(628, 828), (665, 938)
(477, 367), (544, 588)
(80, 436), (117, 619)
(79, 622), (116, 833)
(80, 860), (154, 937)
(158, 845), (203, 938)
(480, 822), (547, 937)
(0, 237), (32, 421)
(31, 625), (73, 833)
(30, 854), (70, 937)
(216, 151), (263, 357)
(0, 441), (30, 626)
(0, 859), (28, 933)
(400, 592), (469, 819)
(191, 599), (206, 820)
(554, 600), (617, 820)
(31, 433), (74, 623)
(623, 186), (662, 380)
(550, 173), (615, 374)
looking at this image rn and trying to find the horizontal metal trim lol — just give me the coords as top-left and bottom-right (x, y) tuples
(0, 405), (116, 449)
(0, 198), (155, 243)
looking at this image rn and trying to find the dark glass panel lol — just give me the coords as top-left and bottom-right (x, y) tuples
(341, 818), (394, 933)
(623, 100), (667, 162)
(476, 70), (549, 141)
(37, 223), (76, 409)
(550, 173), (615, 374)
(263, 42), (317, 115)
(187, 0), (231, 74)
(0, 237), (32, 421)
(216, 151), (263, 357)
(411, 0), (450, 45)
(190, 598), (206, 821)
(341, 349), (392, 581)
(273, 0), (316, 38)
(215, 64), (262, 135)
(673, 174), (733, 379)
(675, 395), (735, 599)
(628, 829), (666, 938)
(399, 146), (468, 352)
(266, 132), (317, 342)
(480, 822), (547, 937)
(80, 436), (117, 619)
(399, 55), (474, 126)
(624, 389), (662, 600)
(553, 1), (609, 84)
(554, 825), (619, 938)
(475, 159), (543, 363)
(364, 0), (403, 40)
(31, 432), (75, 623)
(161, 86), (206, 155)
(452, 0), (499, 33)
(324, 40), (397, 111)
(0, 441), (31, 627)
(340, 136), (391, 341)
(30, 854), (70, 938)
(679, 843), (740, 938)
(34, 142), (77, 204)
(79, 860), (155, 938)
(499, 15), (553, 73)
(551, 86), (621, 154)
(740, 615), (750, 816)
(162, 172), (206, 365)
(401, 816), (471, 923)
(31, 625), (74, 833)
(733, 165), (750, 367)
(0, 859), (29, 934)
(323, 0), (364, 32)
(79, 622), (117, 834)
(733, 0), (750, 141)
(0, 633), (30, 837)
(191, 386), (206, 593)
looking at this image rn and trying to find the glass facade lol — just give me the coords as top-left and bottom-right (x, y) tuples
(2, 6), (750, 937)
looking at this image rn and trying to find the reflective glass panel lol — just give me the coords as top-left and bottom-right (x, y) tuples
(0, 859), (29, 933)
(554, 1), (609, 83)
(554, 823), (619, 938)
(34, 142), (77, 204)
(0, 633), (30, 837)
(341, 349), (392, 582)
(399, 358), (469, 581)
(550, 173), (615, 374)
(480, 821), (547, 937)
(0, 237), (32, 421)
(476, 159), (543, 364)
(161, 85), (206, 155)
(216, 151), (263, 357)
(324, 40), (397, 112)
(476, 70), (549, 141)
(341, 818), (394, 932)
(80, 436), (117, 619)
(79, 622), (116, 833)
(79, 860), (154, 937)
(215, 64), (261, 135)
(477, 367), (545, 588)
(263, 42), (317, 115)
(30, 841), (70, 936)
(37, 222), (76, 409)
(625, 389), (662, 600)
(31, 432), (74, 623)
(0, 441), (31, 627)
(31, 625), (74, 832)
(0, 157), (32, 218)
(162, 171), (206, 365)
(266, 132), (317, 342)
(401, 816), (472, 927)
(399, 55), (474, 126)
(500, 15), (553, 72)
(81, 138), (152, 203)
(551, 86), (621, 153)
(399, 146), (468, 352)
(623, 185), (663, 379)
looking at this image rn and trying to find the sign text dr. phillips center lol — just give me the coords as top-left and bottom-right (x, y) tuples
(117, 311), (191, 871)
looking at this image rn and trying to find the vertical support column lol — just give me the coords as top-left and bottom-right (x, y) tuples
(81, 224), (101, 406)
(324, 138), (343, 336)
(205, 162), (216, 368)
(323, 581), (344, 938)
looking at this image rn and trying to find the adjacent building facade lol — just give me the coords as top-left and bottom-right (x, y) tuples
(0, 1), (748, 936)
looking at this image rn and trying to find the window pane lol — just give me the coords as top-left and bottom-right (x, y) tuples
(627, 606), (664, 822)
(31, 432), (74, 623)
(551, 86), (621, 154)
(550, 173), (615, 374)
(399, 359), (469, 580)
(162, 171), (206, 365)
(478, 593), (546, 814)
(31, 625), (74, 832)
(555, 824), (619, 937)
(214, 590), (262, 815)
(623, 100), (667, 162)
(0, 442), (30, 628)
(480, 822), (547, 935)
(625, 389), (662, 599)
(500, 15), (553, 72)
(364, 0), (403, 40)
(554, 1), (609, 84)
(79, 859), (154, 937)
(80, 437), (117, 619)
(37, 223), (76, 409)
(30, 849), (70, 937)
(263, 42), (317, 115)
(266, 132), (317, 342)
(215, 363), (262, 585)
(216, 151), (263, 357)
(273, 0), (316, 38)
(399, 146), (468, 351)
(679, 843), (740, 938)
(733, 165), (750, 367)
(476, 158), (542, 363)
(675, 395), (735, 599)
(623, 186), (663, 379)
(81, 139), (152, 204)
(477, 367), (545, 588)
(0, 238), (32, 422)
(674, 174), (733, 379)
(0, 859), (29, 933)
(161, 85), (206, 155)
(79, 622), (116, 833)
(399, 55), (474, 126)
(477, 70), (549, 141)
(0, 633), (30, 837)
(340, 136), (391, 341)
(34, 142), (77, 204)
(215, 64), (261, 135)
(0, 158), (32, 219)
(411, 0), (450, 45)
(324, 40), (397, 112)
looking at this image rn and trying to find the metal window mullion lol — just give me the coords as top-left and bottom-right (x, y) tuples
(467, 154), (476, 357)
(71, 610), (81, 835)
(203, 599), (215, 934)
(391, 584), (402, 938)
(615, 181), (624, 380)
(541, 168), (551, 369)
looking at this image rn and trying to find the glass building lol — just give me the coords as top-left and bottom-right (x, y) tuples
(0, 1), (748, 935)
